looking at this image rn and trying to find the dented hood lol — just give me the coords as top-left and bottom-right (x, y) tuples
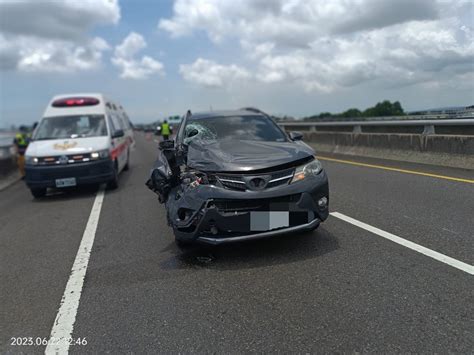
(186, 139), (314, 172)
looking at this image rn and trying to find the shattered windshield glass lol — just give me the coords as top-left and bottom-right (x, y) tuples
(184, 115), (287, 144)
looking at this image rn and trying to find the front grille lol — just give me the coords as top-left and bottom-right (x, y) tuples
(212, 194), (301, 212)
(216, 167), (294, 191)
(40, 168), (91, 179)
(217, 175), (246, 191)
(37, 153), (94, 166)
(28, 161), (112, 180)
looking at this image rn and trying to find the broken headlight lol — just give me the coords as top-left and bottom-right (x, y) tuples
(291, 159), (322, 183)
(181, 170), (209, 186)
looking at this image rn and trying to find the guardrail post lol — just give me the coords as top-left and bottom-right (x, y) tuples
(353, 125), (362, 133)
(309, 126), (317, 132)
(422, 125), (435, 135)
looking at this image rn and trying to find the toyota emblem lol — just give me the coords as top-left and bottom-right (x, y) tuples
(248, 177), (267, 190)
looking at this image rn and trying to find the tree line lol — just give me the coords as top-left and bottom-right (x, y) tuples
(304, 100), (405, 121)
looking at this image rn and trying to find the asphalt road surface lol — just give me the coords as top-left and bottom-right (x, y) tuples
(1, 133), (473, 353)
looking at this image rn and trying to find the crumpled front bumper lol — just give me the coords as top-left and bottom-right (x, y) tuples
(197, 218), (321, 245)
(167, 171), (329, 244)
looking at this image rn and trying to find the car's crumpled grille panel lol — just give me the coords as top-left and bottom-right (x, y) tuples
(212, 194), (301, 212)
(216, 167), (294, 191)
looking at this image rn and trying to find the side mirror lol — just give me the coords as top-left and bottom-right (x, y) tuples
(112, 129), (124, 138)
(289, 131), (303, 141)
(159, 139), (175, 150)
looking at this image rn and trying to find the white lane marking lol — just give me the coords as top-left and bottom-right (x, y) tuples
(330, 212), (474, 276)
(45, 186), (105, 354)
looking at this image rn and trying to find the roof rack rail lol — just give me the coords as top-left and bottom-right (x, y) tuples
(240, 107), (268, 115)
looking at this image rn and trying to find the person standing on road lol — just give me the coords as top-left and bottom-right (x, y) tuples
(160, 120), (171, 140)
(13, 125), (31, 178)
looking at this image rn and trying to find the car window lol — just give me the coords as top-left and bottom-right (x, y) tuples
(107, 114), (118, 136)
(110, 113), (124, 131)
(122, 112), (132, 130)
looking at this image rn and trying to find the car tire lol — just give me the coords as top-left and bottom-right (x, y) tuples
(107, 161), (119, 190)
(31, 188), (46, 198)
(123, 149), (130, 171)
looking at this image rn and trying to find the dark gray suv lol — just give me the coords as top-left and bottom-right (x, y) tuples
(147, 108), (329, 246)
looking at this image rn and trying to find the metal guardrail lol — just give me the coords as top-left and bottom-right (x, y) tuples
(0, 144), (15, 160)
(278, 118), (474, 135)
(0, 133), (16, 160)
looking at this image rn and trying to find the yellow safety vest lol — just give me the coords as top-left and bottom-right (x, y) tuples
(161, 123), (170, 135)
(15, 133), (29, 147)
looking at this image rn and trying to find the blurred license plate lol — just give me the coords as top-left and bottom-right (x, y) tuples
(55, 178), (76, 188)
(250, 211), (289, 231)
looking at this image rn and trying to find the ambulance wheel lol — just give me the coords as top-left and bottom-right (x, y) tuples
(31, 188), (46, 198)
(107, 162), (119, 189)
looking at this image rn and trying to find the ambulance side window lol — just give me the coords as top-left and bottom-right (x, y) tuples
(110, 112), (124, 133)
(118, 111), (128, 131)
(122, 112), (132, 130)
(107, 114), (118, 136)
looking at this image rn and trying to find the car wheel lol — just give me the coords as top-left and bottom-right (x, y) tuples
(107, 161), (119, 190)
(30, 188), (46, 198)
(123, 149), (130, 171)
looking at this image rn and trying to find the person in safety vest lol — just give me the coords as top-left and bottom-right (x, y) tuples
(160, 120), (171, 140)
(13, 125), (31, 178)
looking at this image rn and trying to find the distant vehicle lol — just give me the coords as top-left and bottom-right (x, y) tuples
(25, 93), (134, 198)
(147, 108), (329, 246)
(168, 115), (182, 125)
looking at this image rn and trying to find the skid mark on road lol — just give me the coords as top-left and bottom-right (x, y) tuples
(331, 212), (474, 275)
(45, 186), (105, 354)
(318, 156), (474, 184)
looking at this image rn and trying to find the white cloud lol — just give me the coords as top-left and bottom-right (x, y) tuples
(0, 0), (119, 72)
(159, 0), (439, 44)
(179, 58), (251, 87)
(112, 32), (164, 79)
(114, 32), (147, 59)
(0, 0), (120, 40)
(17, 37), (110, 73)
(161, 0), (474, 92)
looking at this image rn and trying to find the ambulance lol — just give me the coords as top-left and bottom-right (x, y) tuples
(25, 93), (134, 198)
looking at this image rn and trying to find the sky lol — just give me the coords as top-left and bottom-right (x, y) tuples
(0, 0), (473, 127)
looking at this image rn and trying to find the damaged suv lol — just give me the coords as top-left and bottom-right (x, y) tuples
(146, 108), (329, 246)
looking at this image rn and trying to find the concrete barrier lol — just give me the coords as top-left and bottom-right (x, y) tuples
(303, 132), (474, 170)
